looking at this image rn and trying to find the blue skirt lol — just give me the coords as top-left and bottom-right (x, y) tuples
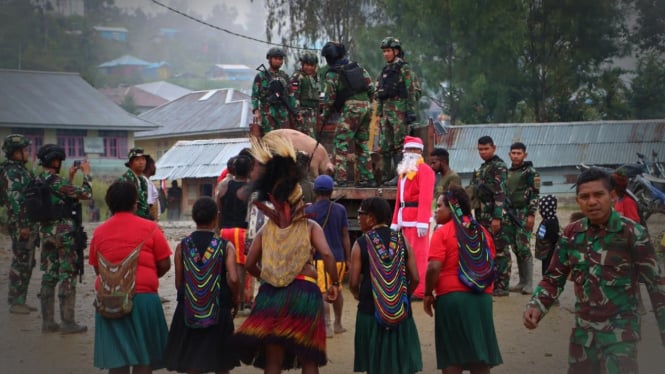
(93, 293), (169, 369)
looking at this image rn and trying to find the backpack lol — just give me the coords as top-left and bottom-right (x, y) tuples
(182, 235), (225, 328)
(93, 232), (150, 319)
(24, 174), (57, 223)
(365, 230), (410, 329)
(455, 220), (495, 293)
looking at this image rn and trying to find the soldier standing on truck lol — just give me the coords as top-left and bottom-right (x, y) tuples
(320, 41), (377, 188)
(252, 47), (294, 136)
(376, 37), (422, 186)
(290, 52), (320, 138)
(474, 136), (510, 296)
(504, 142), (540, 295)
(35, 144), (92, 334)
(1, 134), (39, 315)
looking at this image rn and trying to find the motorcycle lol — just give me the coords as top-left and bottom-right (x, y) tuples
(631, 173), (665, 221)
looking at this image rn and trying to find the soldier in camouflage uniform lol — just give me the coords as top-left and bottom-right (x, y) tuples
(376, 37), (422, 186)
(117, 147), (152, 220)
(473, 136), (510, 296)
(36, 144), (92, 334)
(290, 52), (320, 138)
(504, 142), (540, 295)
(320, 41), (377, 188)
(252, 47), (294, 135)
(524, 168), (665, 374)
(0, 134), (38, 314)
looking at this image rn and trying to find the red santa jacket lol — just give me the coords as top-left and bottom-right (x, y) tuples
(391, 161), (435, 230)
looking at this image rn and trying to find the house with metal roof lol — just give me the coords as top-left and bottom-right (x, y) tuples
(434, 119), (665, 194)
(135, 88), (252, 159)
(152, 138), (251, 216)
(99, 81), (191, 114)
(0, 69), (158, 176)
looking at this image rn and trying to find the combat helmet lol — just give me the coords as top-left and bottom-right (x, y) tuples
(321, 41), (346, 64)
(2, 134), (30, 157)
(37, 144), (66, 165)
(299, 52), (318, 65)
(380, 37), (401, 50)
(266, 47), (286, 59)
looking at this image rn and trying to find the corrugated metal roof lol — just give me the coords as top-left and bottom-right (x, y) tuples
(152, 138), (250, 180)
(134, 81), (191, 101)
(436, 120), (665, 173)
(0, 69), (158, 130)
(136, 89), (251, 139)
(98, 55), (151, 68)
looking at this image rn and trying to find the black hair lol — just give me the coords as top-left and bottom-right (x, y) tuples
(430, 147), (450, 162)
(254, 154), (305, 203)
(510, 142), (526, 151)
(443, 184), (472, 216)
(226, 156), (238, 175)
(106, 181), (137, 214)
(239, 148), (253, 158)
(360, 197), (392, 225)
(575, 167), (611, 194)
(144, 155), (156, 176)
(191, 196), (218, 226)
(478, 136), (494, 146)
(234, 155), (252, 178)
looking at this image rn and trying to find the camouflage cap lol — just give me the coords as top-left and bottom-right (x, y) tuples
(125, 147), (148, 167)
(2, 134), (30, 156)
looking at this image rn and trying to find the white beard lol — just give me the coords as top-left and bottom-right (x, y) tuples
(396, 153), (422, 175)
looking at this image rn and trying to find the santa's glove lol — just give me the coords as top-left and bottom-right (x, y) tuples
(417, 227), (428, 238)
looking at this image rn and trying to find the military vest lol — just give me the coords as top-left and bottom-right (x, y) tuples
(293, 71), (320, 108)
(377, 60), (407, 100)
(506, 166), (531, 208)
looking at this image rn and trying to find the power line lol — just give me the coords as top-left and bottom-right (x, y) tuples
(150, 0), (318, 52)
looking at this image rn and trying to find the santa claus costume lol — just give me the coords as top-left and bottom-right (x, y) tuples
(391, 136), (435, 299)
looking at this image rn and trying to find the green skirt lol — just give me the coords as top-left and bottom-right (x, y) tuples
(434, 292), (502, 370)
(93, 293), (169, 370)
(353, 311), (422, 374)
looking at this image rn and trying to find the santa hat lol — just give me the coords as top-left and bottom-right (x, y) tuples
(403, 136), (424, 150)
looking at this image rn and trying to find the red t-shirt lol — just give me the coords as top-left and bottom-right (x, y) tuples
(88, 212), (172, 293)
(428, 221), (496, 296)
(614, 195), (640, 223)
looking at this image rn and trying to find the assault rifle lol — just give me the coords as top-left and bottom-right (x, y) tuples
(476, 183), (522, 228)
(70, 201), (88, 283)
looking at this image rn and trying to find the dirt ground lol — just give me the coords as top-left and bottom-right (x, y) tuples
(1, 206), (664, 374)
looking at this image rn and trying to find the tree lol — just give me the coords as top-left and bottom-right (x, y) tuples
(261, 0), (378, 57)
(630, 53), (665, 119)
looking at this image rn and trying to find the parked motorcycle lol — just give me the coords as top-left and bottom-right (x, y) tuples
(632, 174), (665, 221)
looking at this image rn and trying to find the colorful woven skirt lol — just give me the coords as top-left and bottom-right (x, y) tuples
(434, 292), (503, 369)
(353, 311), (423, 374)
(231, 278), (327, 369)
(93, 293), (169, 370)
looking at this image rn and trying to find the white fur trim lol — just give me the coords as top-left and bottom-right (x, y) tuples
(403, 141), (424, 150)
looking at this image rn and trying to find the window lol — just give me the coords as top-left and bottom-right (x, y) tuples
(12, 128), (43, 161)
(99, 130), (128, 159)
(56, 129), (86, 158)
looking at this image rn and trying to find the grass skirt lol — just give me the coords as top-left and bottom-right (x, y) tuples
(163, 302), (239, 372)
(434, 292), (503, 369)
(93, 293), (168, 369)
(353, 311), (423, 374)
(231, 279), (326, 369)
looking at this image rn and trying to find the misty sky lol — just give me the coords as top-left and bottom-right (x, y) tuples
(114, 0), (262, 28)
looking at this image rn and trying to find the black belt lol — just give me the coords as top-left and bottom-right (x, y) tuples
(399, 201), (418, 208)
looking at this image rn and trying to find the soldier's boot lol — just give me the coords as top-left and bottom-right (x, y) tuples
(59, 289), (87, 335)
(40, 287), (60, 333)
(510, 259), (527, 292)
(384, 154), (402, 186)
(521, 260), (533, 295)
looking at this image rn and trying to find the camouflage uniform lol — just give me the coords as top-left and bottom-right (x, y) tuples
(376, 58), (421, 181)
(290, 68), (320, 138)
(503, 161), (540, 293)
(527, 211), (665, 373)
(475, 155), (510, 293)
(321, 61), (376, 186)
(39, 170), (92, 332)
(0, 159), (38, 306)
(118, 169), (151, 220)
(252, 69), (294, 135)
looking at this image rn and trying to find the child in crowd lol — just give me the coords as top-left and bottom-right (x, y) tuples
(534, 195), (560, 275)
(164, 196), (239, 373)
